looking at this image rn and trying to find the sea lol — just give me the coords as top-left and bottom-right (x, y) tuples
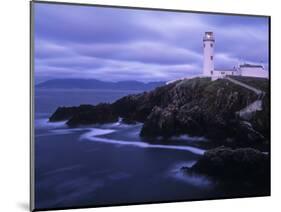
(34, 88), (222, 209)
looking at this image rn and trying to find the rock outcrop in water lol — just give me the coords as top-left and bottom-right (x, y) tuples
(49, 77), (269, 146)
(181, 146), (270, 195)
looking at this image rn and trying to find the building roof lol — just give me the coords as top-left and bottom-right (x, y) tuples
(215, 69), (237, 72)
(239, 63), (263, 68)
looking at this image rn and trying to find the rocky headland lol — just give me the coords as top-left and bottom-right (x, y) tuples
(49, 76), (269, 148)
(49, 76), (270, 188)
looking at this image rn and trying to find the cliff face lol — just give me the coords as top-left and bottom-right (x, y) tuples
(139, 77), (269, 146)
(49, 77), (269, 146)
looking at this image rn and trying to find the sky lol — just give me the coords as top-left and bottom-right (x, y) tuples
(34, 2), (269, 83)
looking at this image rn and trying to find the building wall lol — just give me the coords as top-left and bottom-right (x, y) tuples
(210, 69), (240, 80)
(240, 67), (269, 78)
(203, 40), (214, 76)
(212, 69), (238, 76)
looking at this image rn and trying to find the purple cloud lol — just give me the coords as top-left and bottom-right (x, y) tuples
(33, 2), (269, 83)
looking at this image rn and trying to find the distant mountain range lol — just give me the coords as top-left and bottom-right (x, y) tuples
(36, 79), (165, 91)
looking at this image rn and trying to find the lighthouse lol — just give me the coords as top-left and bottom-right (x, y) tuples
(203, 32), (215, 76)
(165, 31), (268, 84)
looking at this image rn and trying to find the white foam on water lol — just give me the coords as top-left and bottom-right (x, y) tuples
(35, 128), (87, 137)
(80, 128), (116, 138)
(35, 118), (67, 129)
(80, 128), (205, 155)
(35, 118), (206, 156)
(101, 118), (142, 129)
(169, 162), (213, 188)
(172, 161), (197, 170)
(175, 171), (213, 187)
(51, 128), (86, 134)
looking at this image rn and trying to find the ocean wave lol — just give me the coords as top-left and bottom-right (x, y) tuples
(80, 128), (205, 155)
(100, 117), (142, 129)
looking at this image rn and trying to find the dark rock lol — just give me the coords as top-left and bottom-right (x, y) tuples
(49, 105), (94, 122)
(140, 105), (178, 137)
(66, 103), (118, 127)
(185, 147), (270, 188)
(121, 117), (137, 125)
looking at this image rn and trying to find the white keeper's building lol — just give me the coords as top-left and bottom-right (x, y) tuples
(203, 32), (268, 80)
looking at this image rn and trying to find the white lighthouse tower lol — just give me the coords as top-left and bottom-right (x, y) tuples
(203, 32), (215, 76)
